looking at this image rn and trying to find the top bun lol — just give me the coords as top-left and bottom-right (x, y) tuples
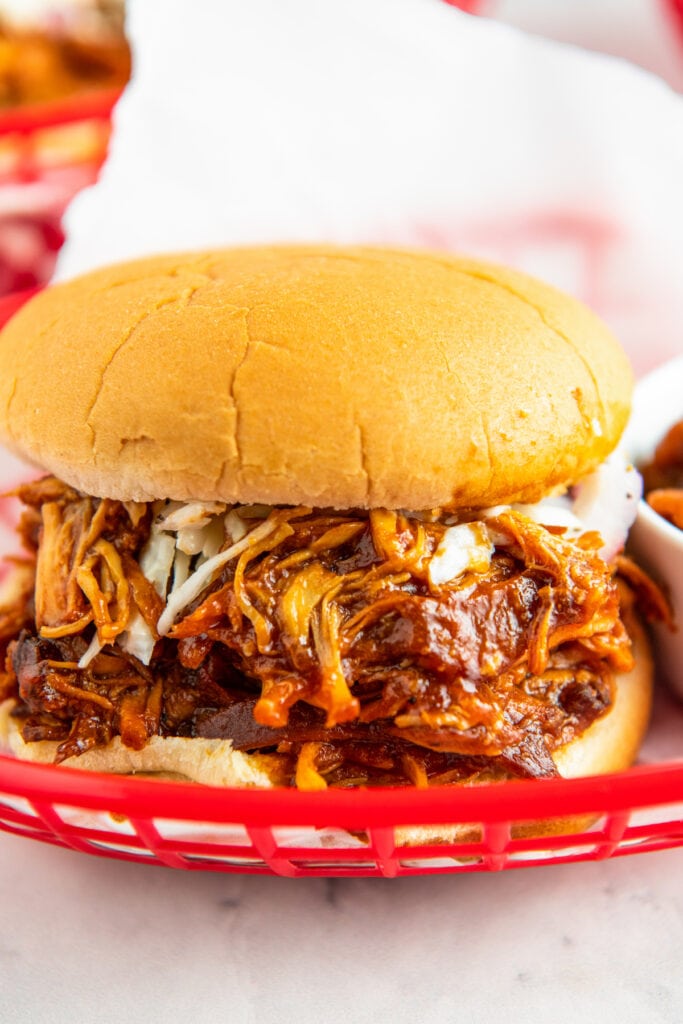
(0, 246), (633, 510)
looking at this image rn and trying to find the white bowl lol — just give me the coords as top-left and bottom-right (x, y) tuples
(624, 354), (683, 700)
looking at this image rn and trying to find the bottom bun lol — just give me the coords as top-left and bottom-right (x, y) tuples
(0, 616), (653, 848)
(0, 702), (279, 787)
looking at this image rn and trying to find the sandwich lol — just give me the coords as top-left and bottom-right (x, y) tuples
(0, 245), (654, 793)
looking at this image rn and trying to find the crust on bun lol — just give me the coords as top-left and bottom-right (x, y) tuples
(0, 245), (632, 510)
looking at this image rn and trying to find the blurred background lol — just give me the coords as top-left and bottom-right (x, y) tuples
(467, 0), (683, 93)
(0, 0), (681, 374)
(0, 0), (128, 295)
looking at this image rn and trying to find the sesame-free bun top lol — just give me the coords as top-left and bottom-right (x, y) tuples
(0, 245), (633, 509)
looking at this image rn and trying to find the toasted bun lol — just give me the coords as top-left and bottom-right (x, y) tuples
(0, 246), (632, 510)
(0, 616), (653, 846)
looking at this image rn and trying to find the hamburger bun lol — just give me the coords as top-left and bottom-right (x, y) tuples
(0, 245), (632, 510)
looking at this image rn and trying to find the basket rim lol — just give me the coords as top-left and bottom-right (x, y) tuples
(0, 87), (124, 136)
(2, 752), (683, 826)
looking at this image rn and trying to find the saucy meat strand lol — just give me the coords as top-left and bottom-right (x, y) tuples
(0, 476), (635, 789)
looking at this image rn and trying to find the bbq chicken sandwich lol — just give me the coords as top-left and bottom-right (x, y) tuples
(0, 246), (654, 792)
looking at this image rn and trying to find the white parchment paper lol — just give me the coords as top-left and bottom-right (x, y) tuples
(57, 0), (683, 375)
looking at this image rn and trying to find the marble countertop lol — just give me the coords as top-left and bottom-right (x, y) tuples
(1, 830), (681, 1023)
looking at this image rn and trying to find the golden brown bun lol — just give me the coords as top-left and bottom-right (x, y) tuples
(0, 618), (653, 847)
(0, 246), (632, 510)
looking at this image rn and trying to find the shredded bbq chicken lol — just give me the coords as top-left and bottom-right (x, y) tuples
(641, 419), (683, 530)
(0, 477), (636, 789)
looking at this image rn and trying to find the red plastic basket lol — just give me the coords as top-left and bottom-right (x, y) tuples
(0, 87), (121, 295)
(1, 752), (683, 877)
(444, 0), (683, 52)
(1, 283), (683, 876)
(665, 0), (683, 38)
